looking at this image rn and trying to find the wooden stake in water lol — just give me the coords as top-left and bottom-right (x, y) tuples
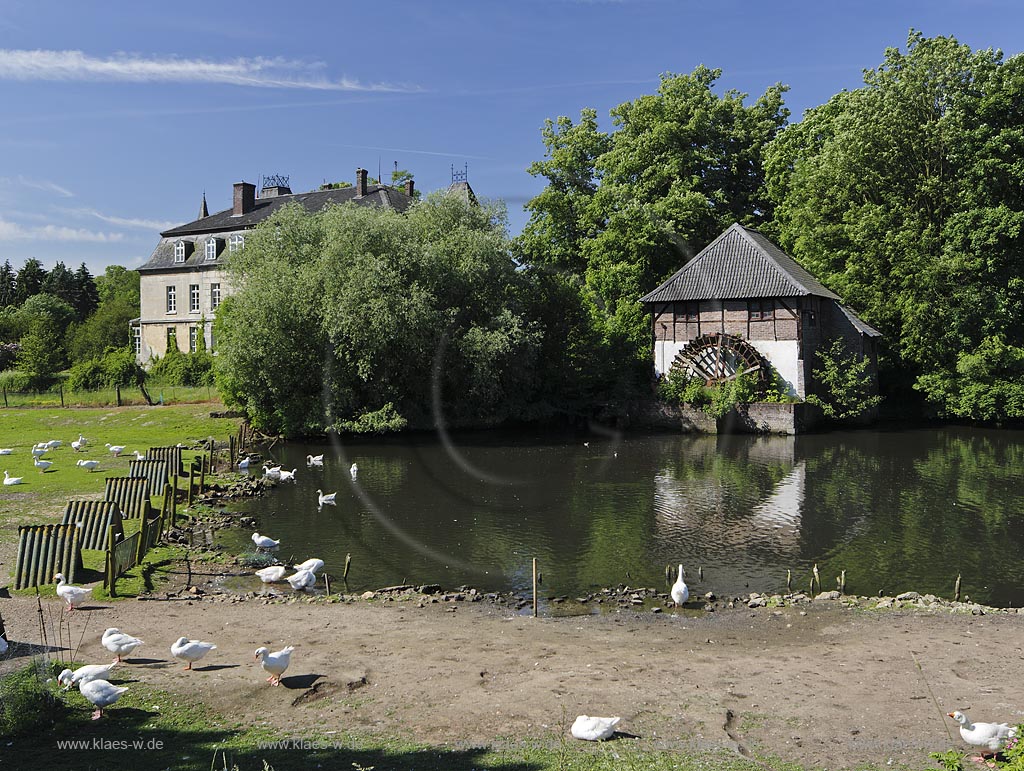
(532, 558), (538, 618)
(698, 566), (703, 582)
(954, 573), (962, 603)
(786, 569), (792, 592)
(343, 553), (351, 580)
(812, 563), (820, 594)
(838, 569), (846, 594)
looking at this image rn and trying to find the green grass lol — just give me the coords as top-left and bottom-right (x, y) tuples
(0, 383), (220, 409)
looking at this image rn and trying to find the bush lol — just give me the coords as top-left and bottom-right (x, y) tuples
(0, 662), (63, 738)
(66, 347), (144, 391)
(148, 348), (214, 387)
(805, 337), (882, 420)
(0, 369), (33, 392)
(334, 402), (408, 434)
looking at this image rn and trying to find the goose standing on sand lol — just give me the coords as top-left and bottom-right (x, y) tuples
(293, 558), (324, 574)
(317, 489), (336, 507)
(3, 471), (23, 485)
(251, 532), (280, 551)
(58, 663), (117, 690)
(571, 715), (621, 741)
(76, 459), (100, 472)
(255, 565), (287, 583)
(170, 637), (217, 670)
(79, 678), (127, 720)
(101, 628), (144, 663)
(254, 645), (294, 686)
(671, 564), (689, 607)
(306, 454), (324, 467)
(33, 456), (52, 473)
(55, 573), (91, 611)
(286, 569), (316, 591)
(948, 710), (1017, 758)
(105, 444), (126, 457)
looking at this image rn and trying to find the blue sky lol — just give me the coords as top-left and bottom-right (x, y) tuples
(1, 0), (1022, 275)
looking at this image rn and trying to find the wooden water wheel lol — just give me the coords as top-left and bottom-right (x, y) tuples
(671, 332), (769, 387)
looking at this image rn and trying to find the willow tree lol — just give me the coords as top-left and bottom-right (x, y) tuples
(765, 31), (1024, 419)
(215, 194), (543, 436)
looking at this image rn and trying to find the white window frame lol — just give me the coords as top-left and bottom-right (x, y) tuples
(131, 325), (141, 355)
(211, 283), (221, 310)
(205, 238), (217, 261)
(229, 234), (245, 253)
(189, 284), (200, 313)
(189, 326), (198, 353)
(166, 285), (177, 314)
(166, 326), (177, 352)
(174, 241), (186, 263)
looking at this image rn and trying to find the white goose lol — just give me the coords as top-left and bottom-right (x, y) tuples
(255, 565), (287, 583)
(293, 558), (324, 574)
(55, 573), (91, 611)
(0, 448), (12, 455)
(350, 462), (358, 480)
(252, 532), (280, 551)
(33, 456), (53, 473)
(238, 456), (251, 470)
(101, 628), (144, 663)
(133, 450), (146, 460)
(45, 439), (62, 450)
(79, 678), (127, 720)
(71, 434), (86, 452)
(77, 459), (100, 472)
(58, 663), (118, 690)
(254, 645), (294, 686)
(31, 446), (48, 458)
(262, 465), (282, 479)
(317, 489), (336, 507)
(286, 569), (316, 591)
(306, 454), (324, 466)
(278, 468), (297, 482)
(571, 715), (621, 741)
(105, 444), (126, 457)
(3, 470), (24, 485)
(948, 710), (1017, 756)
(170, 636), (217, 670)
(671, 564), (689, 607)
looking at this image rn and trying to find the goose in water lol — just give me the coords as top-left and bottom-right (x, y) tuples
(671, 564), (689, 607)
(101, 628), (144, 663)
(3, 471), (23, 485)
(255, 565), (287, 583)
(350, 462), (358, 480)
(571, 715), (620, 741)
(254, 645), (294, 686)
(948, 710), (1018, 758)
(286, 569), (316, 591)
(306, 454), (324, 466)
(58, 663), (117, 690)
(293, 558), (324, 574)
(317, 489), (336, 507)
(105, 444), (126, 457)
(33, 456), (53, 473)
(238, 456), (251, 470)
(262, 464), (282, 479)
(55, 573), (91, 611)
(278, 468), (297, 482)
(170, 637), (217, 670)
(251, 532), (280, 551)
(76, 459), (100, 472)
(79, 678), (128, 720)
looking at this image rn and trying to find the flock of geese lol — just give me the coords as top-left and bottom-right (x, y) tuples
(2, 435), (144, 483)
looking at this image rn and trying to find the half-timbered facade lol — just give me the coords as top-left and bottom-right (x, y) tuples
(640, 223), (880, 399)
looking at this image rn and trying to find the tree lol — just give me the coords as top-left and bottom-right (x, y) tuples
(72, 263), (100, 320)
(68, 266), (138, 362)
(95, 265), (140, 307)
(17, 316), (64, 388)
(805, 338), (883, 421)
(764, 31), (1024, 419)
(15, 258), (45, 304)
(216, 195), (542, 436)
(0, 261), (15, 308)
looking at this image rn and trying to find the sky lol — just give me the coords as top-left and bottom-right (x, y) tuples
(1, 0), (1023, 276)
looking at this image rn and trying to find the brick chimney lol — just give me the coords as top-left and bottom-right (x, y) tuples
(404, 179), (415, 197)
(233, 182), (255, 216)
(355, 168), (368, 197)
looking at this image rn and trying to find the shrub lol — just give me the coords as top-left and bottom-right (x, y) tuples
(805, 337), (882, 420)
(66, 347), (144, 391)
(148, 348), (214, 387)
(66, 358), (106, 391)
(0, 369), (33, 392)
(334, 402), (408, 434)
(0, 662), (63, 738)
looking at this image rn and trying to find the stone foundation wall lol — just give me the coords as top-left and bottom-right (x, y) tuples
(634, 400), (823, 434)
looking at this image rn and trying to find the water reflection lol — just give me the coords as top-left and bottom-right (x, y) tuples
(220, 426), (1024, 606)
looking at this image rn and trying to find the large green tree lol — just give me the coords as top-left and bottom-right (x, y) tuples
(765, 31), (1024, 419)
(68, 265), (139, 361)
(216, 195), (543, 436)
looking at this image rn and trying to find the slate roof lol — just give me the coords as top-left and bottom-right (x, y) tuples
(139, 184), (415, 272)
(837, 303), (883, 337)
(639, 223), (842, 303)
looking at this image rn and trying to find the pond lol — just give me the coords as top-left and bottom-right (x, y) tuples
(217, 425), (1024, 607)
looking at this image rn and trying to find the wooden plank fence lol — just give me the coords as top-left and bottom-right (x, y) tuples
(128, 459), (169, 497)
(103, 477), (152, 520)
(61, 500), (124, 550)
(146, 446), (184, 476)
(13, 524), (83, 589)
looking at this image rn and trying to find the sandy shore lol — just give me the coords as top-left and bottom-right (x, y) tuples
(2, 584), (1023, 769)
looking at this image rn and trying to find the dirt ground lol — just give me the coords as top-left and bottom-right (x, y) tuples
(3, 584), (1023, 770)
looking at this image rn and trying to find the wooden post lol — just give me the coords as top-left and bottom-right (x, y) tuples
(2, 387), (6, 408)
(171, 473), (178, 525)
(115, 384), (121, 407)
(229, 436), (235, 470)
(532, 558), (538, 618)
(136, 517), (147, 563)
(324, 572), (331, 596)
(106, 526), (116, 597)
(187, 465), (195, 506)
(199, 456), (206, 494)
(59, 385), (64, 408)
(954, 573), (962, 602)
(208, 439), (214, 473)
(343, 553), (351, 580)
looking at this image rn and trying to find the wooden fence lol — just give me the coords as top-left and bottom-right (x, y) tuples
(13, 524), (83, 590)
(61, 500), (124, 550)
(103, 477), (152, 519)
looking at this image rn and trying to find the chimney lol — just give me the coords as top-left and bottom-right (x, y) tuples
(233, 182), (255, 216)
(404, 179), (415, 197)
(355, 168), (367, 197)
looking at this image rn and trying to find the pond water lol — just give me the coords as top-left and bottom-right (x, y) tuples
(217, 425), (1024, 607)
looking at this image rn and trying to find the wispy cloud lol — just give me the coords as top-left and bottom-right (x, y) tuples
(0, 175), (75, 197)
(0, 49), (419, 92)
(66, 207), (177, 232)
(0, 218), (123, 243)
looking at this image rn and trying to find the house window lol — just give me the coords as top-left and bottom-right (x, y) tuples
(189, 284), (200, 313)
(229, 234), (245, 253)
(748, 299), (773, 321)
(189, 326), (198, 353)
(174, 241), (186, 263)
(166, 327), (177, 352)
(166, 285), (177, 313)
(673, 301), (699, 322)
(205, 238), (217, 260)
(210, 283), (221, 309)
(131, 325), (141, 355)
